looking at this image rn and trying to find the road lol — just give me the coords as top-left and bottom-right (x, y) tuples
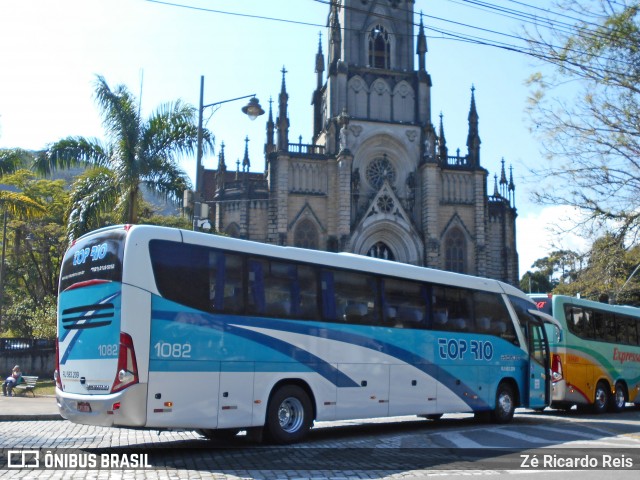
(1, 407), (640, 478)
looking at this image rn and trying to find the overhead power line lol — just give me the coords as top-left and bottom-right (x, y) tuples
(145, 0), (637, 75)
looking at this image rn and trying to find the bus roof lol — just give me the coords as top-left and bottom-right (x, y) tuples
(87, 224), (532, 303)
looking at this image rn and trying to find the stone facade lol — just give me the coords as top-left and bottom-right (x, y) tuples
(201, 0), (519, 285)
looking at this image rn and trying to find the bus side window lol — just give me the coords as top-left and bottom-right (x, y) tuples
(604, 311), (617, 343)
(593, 310), (606, 339)
(474, 291), (513, 338)
(149, 240), (210, 313)
(328, 269), (378, 325)
(320, 270), (337, 321)
(617, 314), (637, 345)
(295, 265), (318, 320)
(220, 253), (244, 314)
(564, 305), (594, 339)
(247, 259), (267, 315)
(381, 277), (428, 329)
(432, 286), (472, 333)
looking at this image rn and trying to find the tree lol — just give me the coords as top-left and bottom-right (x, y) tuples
(524, 234), (640, 305)
(0, 167), (54, 336)
(525, 1), (640, 243)
(35, 75), (211, 239)
(519, 250), (583, 293)
(554, 234), (640, 304)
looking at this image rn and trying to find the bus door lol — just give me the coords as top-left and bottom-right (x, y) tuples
(526, 318), (550, 409)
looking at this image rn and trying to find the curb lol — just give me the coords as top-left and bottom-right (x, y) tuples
(0, 414), (63, 421)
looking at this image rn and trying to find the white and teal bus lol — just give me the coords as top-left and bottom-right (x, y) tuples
(56, 225), (559, 443)
(531, 294), (640, 413)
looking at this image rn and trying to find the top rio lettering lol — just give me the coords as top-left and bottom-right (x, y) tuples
(73, 243), (108, 266)
(438, 338), (494, 361)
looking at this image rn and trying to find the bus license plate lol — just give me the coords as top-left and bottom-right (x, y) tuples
(77, 402), (92, 413)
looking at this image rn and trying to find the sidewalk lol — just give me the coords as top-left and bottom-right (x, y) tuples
(0, 393), (62, 421)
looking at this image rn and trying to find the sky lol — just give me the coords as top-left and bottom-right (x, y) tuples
(0, 0), (589, 278)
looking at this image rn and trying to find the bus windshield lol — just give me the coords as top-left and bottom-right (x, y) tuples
(59, 229), (126, 291)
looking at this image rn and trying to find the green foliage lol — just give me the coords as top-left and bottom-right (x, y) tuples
(25, 295), (57, 339)
(522, 234), (640, 306)
(0, 163), (70, 338)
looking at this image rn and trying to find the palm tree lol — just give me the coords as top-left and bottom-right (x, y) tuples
(35, 75), (211, 238)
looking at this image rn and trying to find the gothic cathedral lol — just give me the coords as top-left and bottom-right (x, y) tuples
(201, 0), (519, 285)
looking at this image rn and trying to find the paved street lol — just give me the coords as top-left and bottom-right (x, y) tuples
(1, 405), (640, 479)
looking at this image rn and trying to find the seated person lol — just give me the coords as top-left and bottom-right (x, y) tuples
(2, 365), (22, 397)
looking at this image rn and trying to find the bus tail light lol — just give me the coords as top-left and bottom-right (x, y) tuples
(54, 339), (62, 390)
(111, 332), (139, 393)
(551, 354), (563, 382)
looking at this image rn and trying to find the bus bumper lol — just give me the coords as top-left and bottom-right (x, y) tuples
(56, 384), (147, 427)
(551, 380), (567, 402)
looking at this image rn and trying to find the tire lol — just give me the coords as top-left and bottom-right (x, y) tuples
(491, 383), (516, 424)
(265, 384), (313, 444)
(609, 382), (627, 413)
(593, 381), (609, 414)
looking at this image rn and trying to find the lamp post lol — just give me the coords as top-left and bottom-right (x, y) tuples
(192, 75), (265, 230)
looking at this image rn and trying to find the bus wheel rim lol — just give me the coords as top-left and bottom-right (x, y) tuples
(278, 397), (304, 433)
(499, 393), (512, 415)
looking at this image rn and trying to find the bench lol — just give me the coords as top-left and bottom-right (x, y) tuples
(13, 375), (38, 397)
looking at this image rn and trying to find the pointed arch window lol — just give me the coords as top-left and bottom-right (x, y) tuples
(294, 219), (319, 249)
(369, 25), (390, 69)
(445, 228), (466, 273)
(367, 241), (395, 261)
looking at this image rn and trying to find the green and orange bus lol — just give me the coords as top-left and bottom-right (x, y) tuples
(532, 294), (640, 413)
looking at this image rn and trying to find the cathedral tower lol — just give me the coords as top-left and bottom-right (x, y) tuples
(203, 0), (519, 285)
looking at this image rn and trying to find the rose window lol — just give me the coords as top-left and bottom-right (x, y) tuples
(377, 194), (394, 213)
(366, 156), (396, 189)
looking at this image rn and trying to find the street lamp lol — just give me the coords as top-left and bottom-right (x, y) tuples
(192, 75), (265, 230)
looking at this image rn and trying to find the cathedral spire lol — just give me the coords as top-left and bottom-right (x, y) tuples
(265, 97), (275, 155)
(509, 163), (516, 208)
(216, 141), (226, 191)
(328, 0), (342, 71)
(313, 33), (325, 138)
(499, 158), (508, 197)
(217, 142), (226, 172)
(438, 112), (448, 162)
(315, 32), (325, 88)
(242, 136), (250, 172)
(466, 85), (481, 166)
(417, 13), (427, 72)
(277, 66), (290, 150)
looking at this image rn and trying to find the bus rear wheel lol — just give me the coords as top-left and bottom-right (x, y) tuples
(609, 382), (627, 413)
(492, 383), (515, 424)
(593, 381), (609, 414)
(265, 384), (313, 444)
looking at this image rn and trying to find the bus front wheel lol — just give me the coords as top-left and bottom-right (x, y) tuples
(265, 384), (313, 444)
(609, 382), (627, 413)
(492, 383), (515, 424)
(593, 381), (609, 414)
